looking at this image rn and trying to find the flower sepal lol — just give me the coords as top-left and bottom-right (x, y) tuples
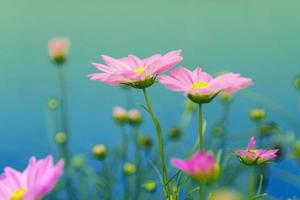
(187, 92), (219, 104)
(123, 77), (156, 89)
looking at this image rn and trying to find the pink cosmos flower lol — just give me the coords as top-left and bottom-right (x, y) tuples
(48, 38), (70, 64)
(88, 50), (183, 89)
(235, 136), (278, 166)
(0, 155), (64, 200)
(159, 67), (252, 104)
(171, 151), (220, 183)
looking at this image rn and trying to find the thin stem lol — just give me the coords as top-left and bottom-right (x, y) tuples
(142, 88), (170, 197)
(57, 66), (73, 200)
(57, 66), (70, 163)
(198, 104), (204, 151)
(249, 166), (254, 200)
(199, 183), (204, 200)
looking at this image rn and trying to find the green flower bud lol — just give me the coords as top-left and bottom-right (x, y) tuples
(259, 121), (278, 135)
(212, 125), (224, 136)
(219, 92), (233, 103)
(168, 127), (183, 140)
(92, 144), (107, 160)
(209, 189), (244, 200)
(294, 75), (300, 90)
(249, 109), (265, 121)
(184, 100), (196, 112)
(292, 140), (300, 160)
(123, 163), (136, 175)
(137, 135), (153, 150)
(55, 132), (67, 144)
(142, 181), (157, 193)
(128, 109), (142, 126)
(48, 98), (59, 110)
(113, 106), (128, 125)
(71, 154), (85, 169)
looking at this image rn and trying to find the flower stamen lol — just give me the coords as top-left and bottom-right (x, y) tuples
(191, 82), (209, 89)
(134, 67), (146, 75)
(10, 188), (27, 200)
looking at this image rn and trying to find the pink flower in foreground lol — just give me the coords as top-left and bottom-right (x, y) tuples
(0, 155), (64, 200)
(89, 50), (183, 89)
(160, 67), (252, 104)
(171, 151), (220, 183)
(48, 38), (70, 64)
(235, 136), (278, 166)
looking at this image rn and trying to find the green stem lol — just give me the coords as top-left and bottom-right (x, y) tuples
(249, 166), (254, 200)
(198, 104), (204, 151)
(199, 183), (204, 200)
(57, 66), (72, 200)
(57, 66), (70, 163)
(142, 88), (170, 197)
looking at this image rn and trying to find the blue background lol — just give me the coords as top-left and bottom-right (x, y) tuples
(1, 0), (300, 198)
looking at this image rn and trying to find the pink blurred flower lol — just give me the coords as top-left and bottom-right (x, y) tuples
(235, 136), (278, 166)
(171, 151), (220, 183)
(0, 155), (64, 200)
(48, 38), (70, 64)
(159, 67), (252, 104)
(89, 50), (183, 89)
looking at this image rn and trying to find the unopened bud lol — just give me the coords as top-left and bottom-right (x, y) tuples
(48, 98), (59, 110)
(92, 144), (107, 160)
(123, 163), (136, 175)
(55, 132), (67, 144)
(113, 106), (127, 124)
(128, 109), (142, 126)
(249, 109), (265, 121)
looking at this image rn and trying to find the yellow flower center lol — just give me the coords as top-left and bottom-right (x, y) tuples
(10, 188), (27, 200)
(134, 67), (146, 75)
(191, 82), (209, 89)
(249, 149), (257, 153)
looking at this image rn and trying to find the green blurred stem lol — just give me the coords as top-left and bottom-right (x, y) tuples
(142, 88), (170, 197)
(120, 125), (130, 199)
(57, 65), (72, 199)
(57, 66), (70, 163)
(249, 166), (254, 200)
(199, 183), (204, 200)
(198, 104), (204, 151)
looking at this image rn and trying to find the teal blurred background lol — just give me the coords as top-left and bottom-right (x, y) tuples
(1, 0), (300, 198)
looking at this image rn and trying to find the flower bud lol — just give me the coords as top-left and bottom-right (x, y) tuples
(48, 38), (69, 65)
(209, 189), (244, 200)
(249, 109), (265, 121)
(71, 154), (85, 169)
(123, 163), (136, 175)
(168, 127), (183, 140)
(137, 135), (153, 150)
(47, 98), (59, 110)
(294, 75), (300, 90)
(259, 121), (278, 135)
(142, 181), (157, 193)
(55, 132), (67, 144)
(128, 109), (142, 126)
(292, 140), (300, 160)
(219, 92), (233, 103)
(212, 125), (224, 136)
(92, 144), (107, 160)
(184, 100), (196, 112)
(112, 106), (127, 125)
